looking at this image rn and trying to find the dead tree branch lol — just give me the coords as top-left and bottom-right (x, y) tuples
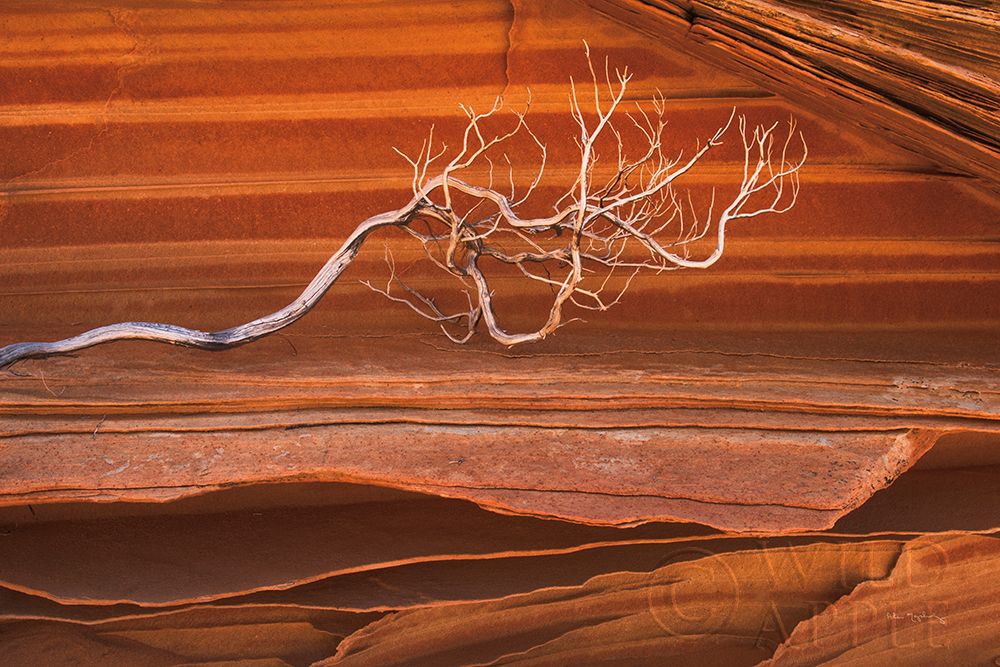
(0, 45), (806, 369)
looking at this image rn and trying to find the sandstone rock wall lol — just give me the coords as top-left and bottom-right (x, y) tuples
(1, 1), (997, 664)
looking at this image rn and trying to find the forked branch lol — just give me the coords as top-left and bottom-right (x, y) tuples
(0, 46), (806, 369)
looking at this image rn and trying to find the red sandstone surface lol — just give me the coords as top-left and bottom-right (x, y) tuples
(1, 0), (998, 664)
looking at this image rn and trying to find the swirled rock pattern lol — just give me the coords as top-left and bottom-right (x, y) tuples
(1, 0), (998, 664)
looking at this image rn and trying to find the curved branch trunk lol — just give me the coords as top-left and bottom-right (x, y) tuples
(0, 209), (408, 369)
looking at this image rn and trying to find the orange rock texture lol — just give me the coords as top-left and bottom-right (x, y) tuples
(1, 0), (998, 665)
(592, 0), (1000, 187)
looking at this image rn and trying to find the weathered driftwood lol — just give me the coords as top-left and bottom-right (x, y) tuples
(0, 47), (805, 368)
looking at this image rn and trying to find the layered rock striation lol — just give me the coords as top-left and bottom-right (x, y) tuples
(1, 0), (998, 664)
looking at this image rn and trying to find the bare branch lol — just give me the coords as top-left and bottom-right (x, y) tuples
(0, 47), (806, 368)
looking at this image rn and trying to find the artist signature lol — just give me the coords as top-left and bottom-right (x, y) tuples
(886, 611), (947, 625)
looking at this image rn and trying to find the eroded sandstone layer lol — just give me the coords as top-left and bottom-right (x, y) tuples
(1, 0), (998, 664)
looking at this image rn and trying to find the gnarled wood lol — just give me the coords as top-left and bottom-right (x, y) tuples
(0, 53), (805, 367)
